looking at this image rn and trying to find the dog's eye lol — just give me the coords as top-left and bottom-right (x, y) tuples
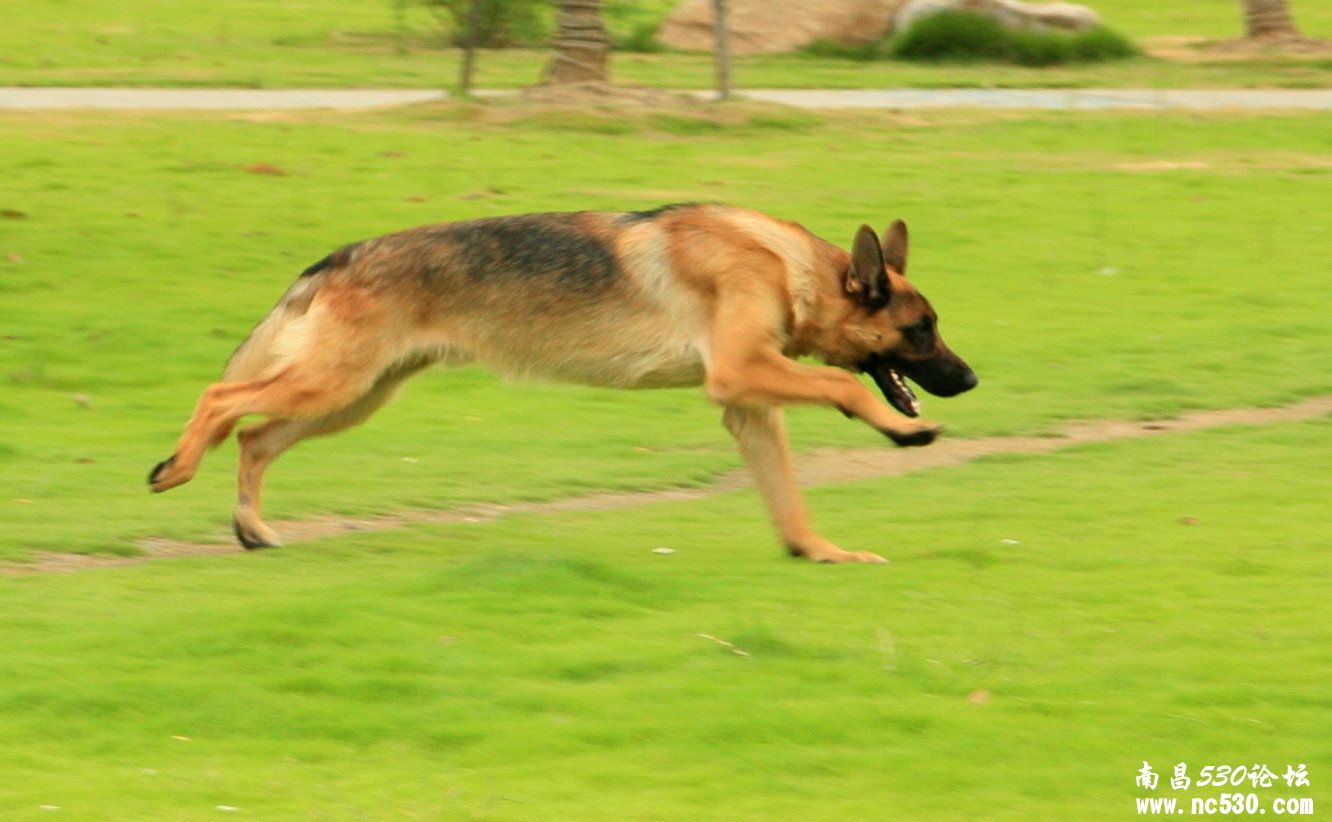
(907, 319), (935, 349)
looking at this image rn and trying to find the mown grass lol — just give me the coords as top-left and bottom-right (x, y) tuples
(0, 90), (1327, 817)
(0, 419), (1327, 819)
(1, 106), (1329, 558)
(1, 0), (1328, 88)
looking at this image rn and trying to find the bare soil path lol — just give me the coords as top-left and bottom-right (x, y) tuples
(5, 396), (1329, 576)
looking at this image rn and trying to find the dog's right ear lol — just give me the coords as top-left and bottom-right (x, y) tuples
(881, 219), (908, 276)
(846, 224), (890, 309)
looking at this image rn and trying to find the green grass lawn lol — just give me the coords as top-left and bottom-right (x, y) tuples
(0, 419), (1327, 819)
(2, 0), (1329, 88)
(2, 106), (1329, 558)
(0, 94), (1328, 818)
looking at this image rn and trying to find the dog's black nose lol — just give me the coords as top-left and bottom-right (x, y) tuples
(960, 371), (979, 392)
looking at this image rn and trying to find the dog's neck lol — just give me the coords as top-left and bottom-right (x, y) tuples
(783, 237), (857, 361)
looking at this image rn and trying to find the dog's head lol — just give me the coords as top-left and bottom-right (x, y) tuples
(828, 220), (978, 417)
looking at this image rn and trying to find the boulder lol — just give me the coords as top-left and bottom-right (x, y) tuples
(658, 0), (910, 56)
(657, 0), (1100, 56)
(895, 0), (1100, 34)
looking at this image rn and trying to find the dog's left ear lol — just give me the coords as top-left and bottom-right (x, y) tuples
(882, 219), (908, 276)
(846, 224), (890, 308)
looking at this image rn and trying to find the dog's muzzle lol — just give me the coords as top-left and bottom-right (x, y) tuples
(863, 352), (978, 418)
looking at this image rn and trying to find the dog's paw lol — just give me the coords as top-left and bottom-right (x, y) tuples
(148, 455), (188, 492)
(817, 549), (888, 564)
(786, 538), (888, 564)
(884, 421), (943, 447)
(232, 518), (283, 551)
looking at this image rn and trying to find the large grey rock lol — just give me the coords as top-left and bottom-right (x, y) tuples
(895, 0), (1100, 34)
(657, 0), (1100, 56)
(658, 0), (910, 55)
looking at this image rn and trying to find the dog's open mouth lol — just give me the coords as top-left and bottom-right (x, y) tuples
(868, 362), (921, 418)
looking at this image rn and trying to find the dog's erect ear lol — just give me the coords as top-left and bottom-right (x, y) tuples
(846, 224), (889, 308)
(882, 219), (908, 276)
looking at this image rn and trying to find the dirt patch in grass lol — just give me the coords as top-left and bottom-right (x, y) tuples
(1204, 35), (1331, 58)
(5, 395), (1329, 576)
(519, 80), (697, 107)
(1144, 34), (1332, 61)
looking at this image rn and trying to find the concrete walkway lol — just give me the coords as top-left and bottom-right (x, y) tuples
(1, 86), (1329, 111)
(0, 87), (446, 110)
(742, 87), (1332, 110)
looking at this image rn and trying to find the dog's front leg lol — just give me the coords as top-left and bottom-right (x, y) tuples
(705, 293), (940, 444)
(706, 348), (941, 446)
(722, 404), (886, 564)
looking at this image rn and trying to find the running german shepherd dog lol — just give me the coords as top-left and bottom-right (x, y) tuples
(150, 204), (977, 563)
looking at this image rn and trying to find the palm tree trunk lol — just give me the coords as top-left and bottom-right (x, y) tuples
(1241, 0), (1301, 39)
(544, 0), (609, 85)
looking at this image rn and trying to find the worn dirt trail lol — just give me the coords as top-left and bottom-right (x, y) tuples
(6, 396), (1329, 576)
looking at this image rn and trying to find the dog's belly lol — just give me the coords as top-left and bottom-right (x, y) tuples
(418, 252), (711, 389)
(561, 343), (707, 388)
(421, 319), (707, 390)
(503, 336), (707, 389)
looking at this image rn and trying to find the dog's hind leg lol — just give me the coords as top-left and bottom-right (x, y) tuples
(231, 359), (431, 549)
(148, 330), (401, 494)
(722, 404), (886, 564)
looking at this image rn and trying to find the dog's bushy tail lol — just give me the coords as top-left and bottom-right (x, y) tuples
(222, 243), (360, 382)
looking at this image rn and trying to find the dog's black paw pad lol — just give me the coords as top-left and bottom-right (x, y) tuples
(148, 456), (175, 488)
(886, 427), (941, 447)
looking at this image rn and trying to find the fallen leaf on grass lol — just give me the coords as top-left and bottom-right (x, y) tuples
(244, 163), (289, 176)
(1, 209), (28, 219)
(457, 186), (505, 201)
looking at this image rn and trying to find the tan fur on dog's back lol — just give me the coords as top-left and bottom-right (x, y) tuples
(231, 205), (824, 390)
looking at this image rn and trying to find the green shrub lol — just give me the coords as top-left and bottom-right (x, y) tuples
(615, 22), (665, 53)
(799, 38), (888, 62)
(411, 0), (548, 48)
(889, 11), (1137, 65)
(891, 11), (1007, 62)
(1067, 24), (1140, 61)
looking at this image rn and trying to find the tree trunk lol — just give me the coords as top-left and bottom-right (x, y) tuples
(1241, 0), (1301, 39)
(544, 0), (609, 85)
(457, 0), (484, 96)
(712, 0), (732, 100)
